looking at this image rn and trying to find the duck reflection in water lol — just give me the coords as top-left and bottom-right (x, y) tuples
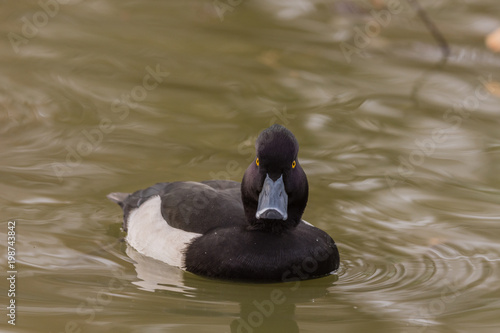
(126, 245), (337, 333)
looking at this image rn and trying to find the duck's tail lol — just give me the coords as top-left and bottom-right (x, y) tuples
(107, 192), (130, 207)
(107, 192), (131, 231)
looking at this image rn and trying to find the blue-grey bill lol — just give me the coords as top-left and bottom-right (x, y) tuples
(256, 174), (288, 220)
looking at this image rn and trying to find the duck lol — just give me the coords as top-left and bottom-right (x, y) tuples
(108, 124), (339, 282)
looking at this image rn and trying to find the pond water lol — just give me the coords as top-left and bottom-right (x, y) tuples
(2, 0), (500, 332)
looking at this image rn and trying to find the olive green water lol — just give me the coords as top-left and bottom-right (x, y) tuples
(2, 0), (500, 332)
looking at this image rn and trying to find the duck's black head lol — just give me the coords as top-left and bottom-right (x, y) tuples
(241, 124), (308, 233)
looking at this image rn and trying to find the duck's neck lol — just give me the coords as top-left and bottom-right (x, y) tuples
(247, 218), (300, 234)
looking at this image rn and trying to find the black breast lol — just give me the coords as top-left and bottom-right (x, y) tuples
(184, 223), (339, 282)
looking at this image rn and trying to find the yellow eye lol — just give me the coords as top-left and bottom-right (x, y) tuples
(256, 158), (259, 166)
(292, 160), (296, 168)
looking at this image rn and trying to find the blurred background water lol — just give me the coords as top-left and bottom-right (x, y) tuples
(1, 0), (500, 332)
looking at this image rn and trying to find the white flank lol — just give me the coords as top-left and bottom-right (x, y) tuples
(126, 196), (201, 269)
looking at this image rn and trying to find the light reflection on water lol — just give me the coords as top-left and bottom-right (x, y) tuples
(1, 0), (500, 332)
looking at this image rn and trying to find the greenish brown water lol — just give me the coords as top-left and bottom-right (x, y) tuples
(2, 0), (500, 332)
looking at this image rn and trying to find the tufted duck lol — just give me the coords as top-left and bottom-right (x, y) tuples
(108, 124), (339, 282)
